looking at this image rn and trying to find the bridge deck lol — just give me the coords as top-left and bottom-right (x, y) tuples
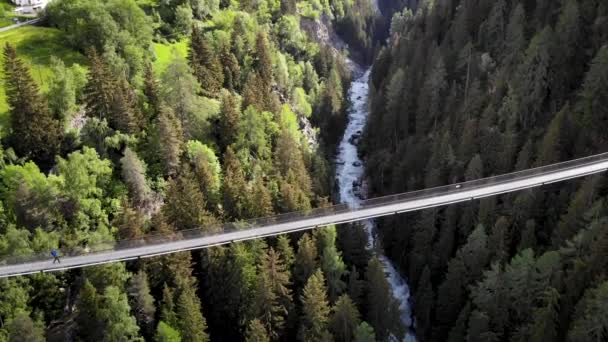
(1, 153), (607, 278)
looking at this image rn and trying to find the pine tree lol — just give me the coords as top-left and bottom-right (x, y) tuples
(567, 280), (608, 342)
(3, 43), (62, 169)
(114, 198), (145, 240)
(128, 271), (156, 338)
(219, 43), (240, 91)
(163, 165), (217, 231)
(77, 280), (104, 341)
(160, 284), (178, 328)
(246, 319), (270, 342)
(318, 227), (348, 302)
(276, 235), (295, 270)
(217, 91), (241, 152)
(189, 25), (224, 95)
(157, 106), (184, 178)
(110, 77), (143, 133)
(503, 3), (526, 70)
(176, 286), (210, 342)
(143, 62), (161, 122)
(157, 106), (184, 177)
(353, 322), (376, 342)
(155, 321), (181, 342)
(99, 286), (143, 341)
(121, 147), (152, 207)
(254, 31), (273, 91)
(222, 146), (249, 219)
(84, 48), (115, 122)
(330, 295), (361, 342)
(299, 269), (332, 342)
(247, 175), (274, 218)
(295, 233), (318, 286)
(365, 257), (405, 341)
(253, 247), (292, 339)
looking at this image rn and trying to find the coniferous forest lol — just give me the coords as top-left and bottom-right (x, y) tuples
(365, 0), (608, 341)
(0, 0), (607, 341)
(0, 0), (406, 341)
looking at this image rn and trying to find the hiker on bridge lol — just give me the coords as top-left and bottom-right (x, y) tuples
(51, 249), (60, 264)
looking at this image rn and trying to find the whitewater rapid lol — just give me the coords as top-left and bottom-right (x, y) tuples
(335, 69), (416, 341)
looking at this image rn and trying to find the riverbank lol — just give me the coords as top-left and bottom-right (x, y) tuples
(335, 69), (417, 341)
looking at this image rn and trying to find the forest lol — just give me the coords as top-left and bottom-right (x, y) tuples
(365, 0), (608, 341)
(0, 0), (408, 341)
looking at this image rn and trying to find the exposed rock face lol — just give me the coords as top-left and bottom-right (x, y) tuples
(298, 115), (318, 150)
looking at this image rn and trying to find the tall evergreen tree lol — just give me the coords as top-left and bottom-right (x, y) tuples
(3, 43), (62, 169)
(294, 233), (318, 286)
(157, 106), (184, 178)
(163, 165), (217, 231)
(189, 25), (224, 95)
(246, 319), (270, 342)
(365, 257), (405, 341)
(299, 269), (332, 342)
(330, 295), (361, 342)
(176, 286), (210, 342)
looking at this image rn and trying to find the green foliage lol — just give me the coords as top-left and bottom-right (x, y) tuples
(176, 286), (210, 342)
(186, 140), (222, 208)
(155, 321), (182, 342)
(298, 269), (332, 342)
(330, 295), (360, 342)
(6, 312), (44, 342)
(365, 257), (404, 341)
(245, 319), (270, 342)
(567, 281), (608, 342)
(163, 165), (217, 231)
(46, 57), (87, 122)
(353, 322), (376, 342)
(3, 43), (62, 169)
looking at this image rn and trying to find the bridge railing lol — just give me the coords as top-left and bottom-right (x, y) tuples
(1, 152), (607, 266)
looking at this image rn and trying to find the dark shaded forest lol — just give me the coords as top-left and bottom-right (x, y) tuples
(0, 0), (408, 341)
(365, 0), (608, 341)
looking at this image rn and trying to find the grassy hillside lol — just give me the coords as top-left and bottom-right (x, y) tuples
(0, 25), (187, 135)
(0, 25), (84, 134)
(152, 39), (188, 73)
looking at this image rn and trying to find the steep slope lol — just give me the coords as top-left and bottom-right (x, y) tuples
(365, 0), (608, 341)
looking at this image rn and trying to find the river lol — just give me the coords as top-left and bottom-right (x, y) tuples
(335, 68), (417, 341)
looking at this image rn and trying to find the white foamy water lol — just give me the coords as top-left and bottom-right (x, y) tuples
(335, 68), (416, 341)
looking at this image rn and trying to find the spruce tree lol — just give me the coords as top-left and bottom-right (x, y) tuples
(189, 25), (224, 95)
(84, 48), (114, 122)
(330, 295), (361, 342)
(353, 322), (376, 342)
(246, 319), (270, 342)
(294, 233), (318, 286)
(143, 62), (161, 122)
(217, 92), (241, 152)
(365, 257), (404, 341)
(157, 106), (184, 178)
(253, 247), (292, 339)
(3, 43), (62, 169)
(299, 269), (332, 342)
(176, 286), (210, 342)
(163, 165), (217, 231)
(128, 271), (156, 338)
(222, 146), (249, 219)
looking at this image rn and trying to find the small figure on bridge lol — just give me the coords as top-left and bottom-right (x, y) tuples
(51, 249), (60, 264)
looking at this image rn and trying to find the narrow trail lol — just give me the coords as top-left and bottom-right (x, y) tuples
(335, 69), (417, 341)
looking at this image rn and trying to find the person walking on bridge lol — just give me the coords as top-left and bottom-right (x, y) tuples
(51, 249), (60, 264)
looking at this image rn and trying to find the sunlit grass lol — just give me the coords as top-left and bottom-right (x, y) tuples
(0, 26), (85, 136)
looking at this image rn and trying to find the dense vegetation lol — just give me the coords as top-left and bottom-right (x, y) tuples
(365, 0), (608, 341)
(0, 0), (403, 341)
